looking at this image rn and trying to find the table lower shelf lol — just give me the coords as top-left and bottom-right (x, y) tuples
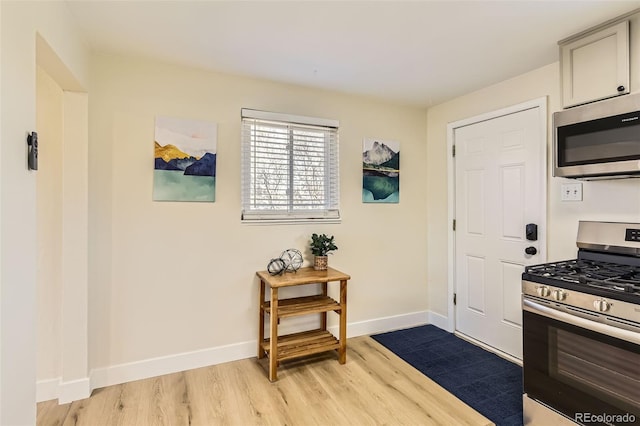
(262, 295), (341, 318)
(260, 329), (340, 362)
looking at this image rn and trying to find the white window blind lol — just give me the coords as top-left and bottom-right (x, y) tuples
(241, 109), (340, 223)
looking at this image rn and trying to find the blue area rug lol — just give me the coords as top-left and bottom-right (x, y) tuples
(372, 325), (523, 426)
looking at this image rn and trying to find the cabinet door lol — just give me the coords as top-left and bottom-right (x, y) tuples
(561, 20), (629, 108)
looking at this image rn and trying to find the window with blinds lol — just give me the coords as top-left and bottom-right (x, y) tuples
(241, 109), (340, 223)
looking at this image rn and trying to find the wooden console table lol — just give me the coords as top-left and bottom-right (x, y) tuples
(257, 266), (350, 381)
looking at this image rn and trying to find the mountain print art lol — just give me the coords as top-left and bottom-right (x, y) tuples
(362, 138), (400, 203)
(153, 116), (217, 202)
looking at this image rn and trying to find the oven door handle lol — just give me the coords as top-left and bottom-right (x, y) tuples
(523, 298), (640, 345)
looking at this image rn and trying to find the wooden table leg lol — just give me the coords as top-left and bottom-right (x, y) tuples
(258, 279), (265, 359)
(269, 287), (279, 381)
(321, 282), (328, 331)
(339, 280), (347, 364)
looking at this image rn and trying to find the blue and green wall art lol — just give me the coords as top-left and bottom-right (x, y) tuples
(153, 115), (217, 202)
(362, 138), (400, 203)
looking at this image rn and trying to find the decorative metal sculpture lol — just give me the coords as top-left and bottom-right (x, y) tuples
(267, 258), (286, 276)
(280, 249), (303, 272)
(266, 248), (303, 275)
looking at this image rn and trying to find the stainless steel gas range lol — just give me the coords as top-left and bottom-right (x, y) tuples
(521, 221), (640, 426)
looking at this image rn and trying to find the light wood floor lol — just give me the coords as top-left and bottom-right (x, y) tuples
(37, 336), (494, 426)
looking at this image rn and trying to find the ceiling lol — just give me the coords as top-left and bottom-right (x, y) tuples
(64, 0), (640, 107)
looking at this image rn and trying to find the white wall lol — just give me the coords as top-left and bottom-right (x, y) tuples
(0, 1), (89, 423)
(88, 53), (429, 384)
(35, 64), (90, 405)
(426, 61), (640, 320)
(36, 66), (64, 385)
(11, 3), (638, 416)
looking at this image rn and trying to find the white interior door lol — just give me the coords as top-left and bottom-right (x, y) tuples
(453, 104), (546, 360)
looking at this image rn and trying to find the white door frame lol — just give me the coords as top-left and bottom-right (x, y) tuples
(445, 97), (547, 333)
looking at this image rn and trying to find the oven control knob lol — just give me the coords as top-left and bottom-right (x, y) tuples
(552, 289), (566, 301)
(593, 299), (610, 312)
(536, 286), (551, 297)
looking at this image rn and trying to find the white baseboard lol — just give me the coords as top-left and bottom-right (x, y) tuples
(36, 378), (60, 403)
(36, 377), (91, 403)
(427, 310), (452, 332)
(329, 310), (429, 337)
(90, 339), (256, 391)
(37, 310), (433, 403)
(59, 378), (91, 404)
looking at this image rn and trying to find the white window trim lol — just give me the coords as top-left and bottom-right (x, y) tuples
(241, 109), (341, 224)
(241, 109), (339, 128)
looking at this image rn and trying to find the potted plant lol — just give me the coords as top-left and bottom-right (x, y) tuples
(310, 233), (338, 271)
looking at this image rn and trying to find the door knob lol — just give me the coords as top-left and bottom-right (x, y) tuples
(525, 246), (537, 255)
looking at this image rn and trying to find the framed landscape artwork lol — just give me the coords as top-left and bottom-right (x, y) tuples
(153, 116), (217, 202)
(362, 138), (400, 203)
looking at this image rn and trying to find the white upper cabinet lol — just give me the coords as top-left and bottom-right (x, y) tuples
(560, 20), (630, 108)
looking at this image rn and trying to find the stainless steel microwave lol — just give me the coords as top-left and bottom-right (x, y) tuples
(553, 92), (640, 179)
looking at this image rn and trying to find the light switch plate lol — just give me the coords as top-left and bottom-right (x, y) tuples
(561, 182), (583, 201)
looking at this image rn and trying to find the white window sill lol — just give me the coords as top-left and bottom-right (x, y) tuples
(241, 217), (341, 225)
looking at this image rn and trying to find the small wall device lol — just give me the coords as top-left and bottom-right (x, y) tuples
(27, 131), (38, 170)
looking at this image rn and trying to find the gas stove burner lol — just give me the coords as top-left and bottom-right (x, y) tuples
(525, 258), (640, 297)
(523, 221), (640, 304)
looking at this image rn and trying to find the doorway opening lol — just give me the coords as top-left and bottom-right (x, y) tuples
(446, 98), (547, 360)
